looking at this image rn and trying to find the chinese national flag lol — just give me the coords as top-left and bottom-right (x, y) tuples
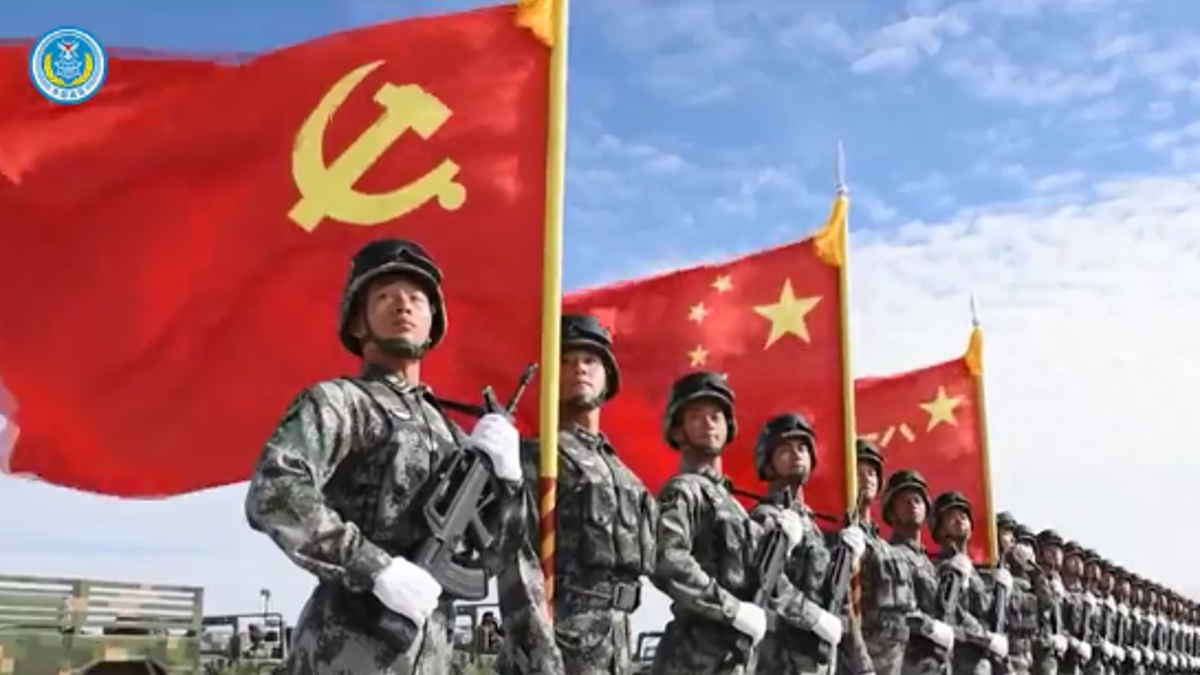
(0, 5), (551, 496)
(855, 329), (993, 562)
(561, 198), (855, 516)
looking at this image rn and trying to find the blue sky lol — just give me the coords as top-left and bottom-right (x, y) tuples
(3, 0), (1200, 632)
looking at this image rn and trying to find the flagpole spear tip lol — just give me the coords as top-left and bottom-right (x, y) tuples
(969, 294), (981, 328)
(835, 141), (848, 196)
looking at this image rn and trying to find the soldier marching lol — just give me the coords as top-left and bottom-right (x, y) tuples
(246, 238), (1200, 675)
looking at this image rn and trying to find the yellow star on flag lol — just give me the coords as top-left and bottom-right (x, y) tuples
(688, 345), (709, 367)
(712, 274), (733, 294)
(752, 279), (822, 349)
(688, 302), (708, 324)
(920, 386), (964, 431)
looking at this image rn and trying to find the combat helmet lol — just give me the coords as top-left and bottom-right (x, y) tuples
(996, 511), (1018, 533)
(1036, 529), (1064, 550)
(1014, 523), (1036, 544)
(663, 371), (735, 449)
(1062, 541), (1084, 561)
(339, 238), (447, 355)
(881, 469), (930, 525)
(929, 490), (973, 539)
(856, 438), (884, 477)
(562, 314), (621, 400)
(753, 412), (815, 480)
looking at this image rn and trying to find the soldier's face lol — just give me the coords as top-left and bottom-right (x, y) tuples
(1063, 554), (1083, 577)
(770, 436), (812, 482)
(356, 276), (434, 352)
(941, 508), (971, 541)
(856, 462), (879, 501)
(892, 489), (926, 525)
(560, 348), (607, 407)
(1039, 545), (1063, 569)
(998, 528), (1015, 552)
(1085, 562), (1101, 581)
(678, 400), (728, 455)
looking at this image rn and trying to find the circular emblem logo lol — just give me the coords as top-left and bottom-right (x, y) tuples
(29, 27), (107, 105)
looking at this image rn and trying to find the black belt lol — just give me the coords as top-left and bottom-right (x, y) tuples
(559, 579), (642, 613)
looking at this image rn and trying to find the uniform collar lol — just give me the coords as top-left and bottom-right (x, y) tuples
(360, 364), (430, 396)
(565, 422), (614, 454)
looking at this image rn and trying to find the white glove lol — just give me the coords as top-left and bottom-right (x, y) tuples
(840, 525), (867, 560)
(929, 619), (956, 649)
(1013, 543), (1035, 565)
(1156, 651), (1168, 666)
(1084, 592), (1098, 608)
(1051, 634), (1069, 655)
(470, 413), (522, 483)
(1114, 646), (1126, 662)
(1149, 614), (1160, 626)
(1119, 603), (1131, 616)
(1101, 640), (1115, 659)
(811, 606), (844, 645)
(988, 633), (1009, 658)
(776, 510), (805, 550)
(1130, 648), (1142, 664)
(994, 568), (1013, 591)
(732, 602), (768, 645)
(946, 552), (974, 577)
(1076, 641), (1092, 661)
(1170, 653), (1180, 668)
(1051, 577), (1067, 597)
(372, 557), (442, 624)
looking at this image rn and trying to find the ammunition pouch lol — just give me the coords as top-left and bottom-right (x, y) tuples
(560, 579), (642, 613)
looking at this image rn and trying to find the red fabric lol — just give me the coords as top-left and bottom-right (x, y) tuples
(0, 5), (549, 496)
(856, 356), (991, 562)
(560, 238), (852, 517)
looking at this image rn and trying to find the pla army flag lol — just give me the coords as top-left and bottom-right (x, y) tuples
(0, 4), (553, 496)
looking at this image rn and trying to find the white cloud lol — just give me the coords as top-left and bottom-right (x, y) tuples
(6, 168), (1200, 634)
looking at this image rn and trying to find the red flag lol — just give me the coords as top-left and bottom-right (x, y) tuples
(561, 224), (853, 517)
(0, 5), (550, 496)
(856, 331), (992, 562)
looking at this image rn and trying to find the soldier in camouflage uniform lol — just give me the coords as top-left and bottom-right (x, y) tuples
(1128, 577), (1150, 675)
(1058, 542), (1095, 675)
(1005, 524), (1045, 675)
(244, 239), (530, 675)
(863, 469), (954, 675)
(840, 440), (887, 675)
(928, 491), (1008, 675)
(1110, 567), (1134, 675)
(1083, 552), (1117, 675)
(649, 373), (815, 675)
(499, 313), (656, 675)
(1034, 530), (1070, 675)
(749, 414), (869, 675)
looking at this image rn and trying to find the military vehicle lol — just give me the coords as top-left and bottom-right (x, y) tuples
(0, 573), (204, 674)
(199, 612), (289, 675)
(633, 631), (662, 674)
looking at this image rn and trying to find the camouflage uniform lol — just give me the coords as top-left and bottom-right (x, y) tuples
(245, 239), (531, 675)
(1110, 569), (1134, 675)
(929, 492), (998, 675)
(1085, 553), (1117, 675)
(978, 513), (1017, 675)
(1033, 530), (1069, 675)
(1059, 542), (1093, 675)
(864, 470), (949, 675)
(1004, 524), (1046, 675)
(750, 419), (869, 675)
(499, 314), (655, 675)
(649, 375), (816, 675)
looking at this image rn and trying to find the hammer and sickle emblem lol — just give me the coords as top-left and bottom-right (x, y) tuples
(288, 60), (467, 232)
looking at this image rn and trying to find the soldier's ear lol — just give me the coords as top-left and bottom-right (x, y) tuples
(350, 314), (367, 340)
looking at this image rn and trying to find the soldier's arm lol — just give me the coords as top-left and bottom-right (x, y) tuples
(651, 477), (740, 624)
(244, 382), (390, 593)
(492, 438), (567, 674)
(746, 506), (832, 634)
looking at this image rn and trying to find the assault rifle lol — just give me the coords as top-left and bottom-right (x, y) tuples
(814, 488), (871, 664)
(374, 363), (538, 653)
(987, 559), (1012, 673)
(723, 487), (796, 669)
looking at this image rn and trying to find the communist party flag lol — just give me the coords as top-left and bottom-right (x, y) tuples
(0, 4), (552, 496)
(561, 197), (856, 517)
(855, 328), (995, 562)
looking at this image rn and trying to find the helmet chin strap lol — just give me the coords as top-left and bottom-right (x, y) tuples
(365, 322), (431, 361)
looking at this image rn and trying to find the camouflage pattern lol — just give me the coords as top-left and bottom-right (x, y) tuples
(0, 574), (202, 675)
(1060, 576), (1089, 675)
(1033, 570), (1067, 675)
(245, 367), (527, 675)
(1002, 552), (1044, 675)
(749, 487), (833, 675)
(647, 464), (817, 675)
(932, 549), (993, 675)
(860, 534), (944, 675)
(498, 426), (655, 675)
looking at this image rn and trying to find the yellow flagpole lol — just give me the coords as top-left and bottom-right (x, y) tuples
(964, 295), (997, 564)
(517, 0), (569, 619)
(815, 142), (858, 509)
